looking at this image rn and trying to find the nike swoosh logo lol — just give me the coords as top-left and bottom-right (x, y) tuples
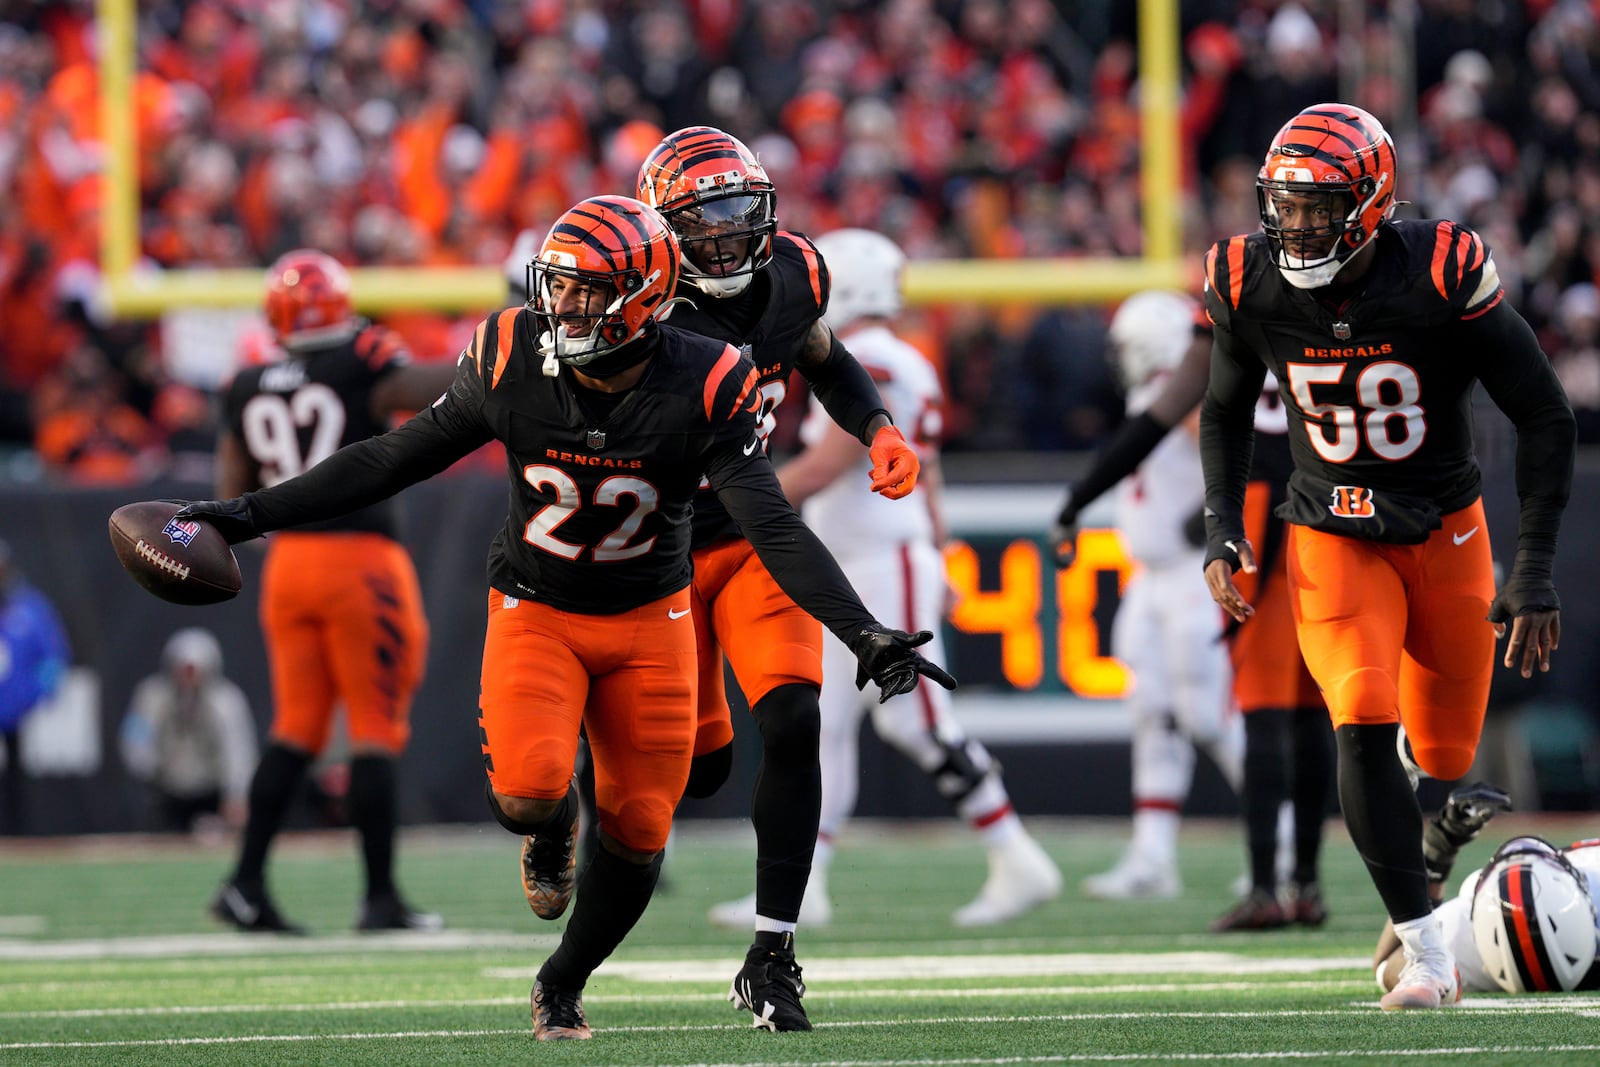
(668, 608), (690, 619)
(743, 439), (759, 456)
(1453, 526), (1480, 545)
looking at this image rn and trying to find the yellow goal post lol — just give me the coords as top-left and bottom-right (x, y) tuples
(97, 0), (1186, 317)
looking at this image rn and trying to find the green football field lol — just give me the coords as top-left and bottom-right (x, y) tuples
(3, 815), (1598, 1066)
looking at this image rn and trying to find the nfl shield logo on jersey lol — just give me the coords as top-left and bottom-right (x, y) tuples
(1332, 321), (1352, 340)
(586, 429), (606, 451)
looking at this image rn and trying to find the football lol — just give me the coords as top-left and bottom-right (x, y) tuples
(108, 501), (242, 606)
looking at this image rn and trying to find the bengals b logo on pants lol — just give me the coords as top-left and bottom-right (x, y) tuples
(1328, 485), (1376, 519)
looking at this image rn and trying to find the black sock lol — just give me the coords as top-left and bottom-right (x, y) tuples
(348, 755), (397, 900)
(485, 779), (575, 838)
(1242, 709), (1290, 891)
(234, 744), (312, 889)
(750, 685), (821, 923)
(685, 742), (734, 800)
(1336, 723), (1431, 921)
(538, 847), (662, 989)
(574, 735), (601, 871)
(1291, 709), (1334, 884)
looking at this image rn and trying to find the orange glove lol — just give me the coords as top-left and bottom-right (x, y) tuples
(868, 425), (920, 499)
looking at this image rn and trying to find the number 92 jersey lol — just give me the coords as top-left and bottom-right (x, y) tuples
(1204, 219), (1507, 544)
(224, 325), (410, 537)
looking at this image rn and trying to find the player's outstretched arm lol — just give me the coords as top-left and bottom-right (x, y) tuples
(848, 626), (957, 704)
(1197, 324), (1265, 622)
(1468, 301), (1576, 678)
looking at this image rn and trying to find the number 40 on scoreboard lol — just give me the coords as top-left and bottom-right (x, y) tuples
(941, 530), (1136, 699)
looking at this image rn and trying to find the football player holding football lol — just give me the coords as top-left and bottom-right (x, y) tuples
(1047, 297), (1334, 930)
(1199, 103), (1576, 1010)
(208, 250), (457, 936)
(637, 127), (920, 1030)
(1374, 782), (1599, 995)
(175, 196), (954, 1041)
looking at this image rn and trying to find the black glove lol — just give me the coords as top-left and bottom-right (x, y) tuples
(849, 625), (958, 704)
(1423, 780), (1512, 884)
(1046, 489), (1080, 569)
(1487, 572), (1560, 624)
(172, 498), (261, 545)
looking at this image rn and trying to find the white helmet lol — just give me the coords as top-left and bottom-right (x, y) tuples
(1469, 836), (1598, 992)
(1107, 290), (1198, 392)
(163, 628), (222, 678)
(814, 228), (906, 333)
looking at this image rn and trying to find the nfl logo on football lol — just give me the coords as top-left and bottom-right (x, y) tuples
(162, 517), (200, 546)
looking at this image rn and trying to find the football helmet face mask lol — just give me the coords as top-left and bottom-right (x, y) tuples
(1108, 290), (1198, 393)
(1469, 836), (1598, 993)
(264, 249), (358, 352)
(1256, 103), (1397, 290)
(637, 126), (776, 299)
(814, 228), (905, 332)
(528, 195), (680, 375)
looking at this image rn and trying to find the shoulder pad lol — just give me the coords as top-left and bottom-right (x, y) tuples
(465, 309), (522, 390)
(700, 341), (759, 424)
(1405, 219), (1504, 317)
(354, 324), (412, 371)
(1202, 234), (1261, 328)
(773, 230), (829, 316)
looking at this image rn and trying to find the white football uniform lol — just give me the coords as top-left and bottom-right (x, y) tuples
(1110, 376), (1240, 808)
(1440, 840), (1600, 992)
(799, 325), (1011, 835)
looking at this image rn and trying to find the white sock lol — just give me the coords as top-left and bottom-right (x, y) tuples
(1129, 808), (1179, 866)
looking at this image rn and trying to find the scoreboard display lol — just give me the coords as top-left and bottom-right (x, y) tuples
(939, 487), (1137, 701)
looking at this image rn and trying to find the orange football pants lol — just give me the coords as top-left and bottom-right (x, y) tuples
(1286, 499), (1495, 781)
(1230, 481), (1323, 713)
(259, 532), (427, 756)
(690, 538), (824, 758)
(477, 588), (696, 854)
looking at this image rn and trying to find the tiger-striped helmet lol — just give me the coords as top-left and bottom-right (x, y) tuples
(264, 249), (358, 352)
(529, 195), (681, 369)
(1256, 103), (1397, 289)
(637, 126), (776, 299)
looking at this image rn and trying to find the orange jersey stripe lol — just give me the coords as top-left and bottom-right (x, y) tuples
(1227, 236), (1245, 309)
(1453, 228), (1472, 291)
(1461, 290), (1504, 320)
(781, 232), (823, 307)
(703, 344), (744, 421)
(731, 365), (759, 415)
(491, 311), (517, 389)
(470, 318), (489, 372)
(1430, 221), (1454, 300)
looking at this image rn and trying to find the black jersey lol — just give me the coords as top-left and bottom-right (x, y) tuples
(223, 325), (409, 537)
(1204, 219), (1517, 543)
(240, 309), (877, 637)
(661, 230), (829, 549)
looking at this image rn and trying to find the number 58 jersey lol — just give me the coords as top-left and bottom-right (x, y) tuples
(1204, 219), (1507, 543)
(223, 325), (411, 537)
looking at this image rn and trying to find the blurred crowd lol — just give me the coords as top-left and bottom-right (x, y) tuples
(3, 0), (1600, 484)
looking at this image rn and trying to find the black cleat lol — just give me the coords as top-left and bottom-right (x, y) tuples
(520, 817), (579, 920)
(209, 881), (308, 935)
(1209, 887), (1289, 932)
(1284, 881), (1328, 927)
(729, 934), (812, 1032)
(356, 893), (444, 932)
(531, 980), (592, 1040)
